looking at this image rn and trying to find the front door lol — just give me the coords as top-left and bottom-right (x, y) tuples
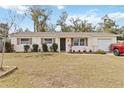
(60, 38), (66, 51)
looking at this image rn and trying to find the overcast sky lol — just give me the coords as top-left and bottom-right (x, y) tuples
(0, 5), (124, 32)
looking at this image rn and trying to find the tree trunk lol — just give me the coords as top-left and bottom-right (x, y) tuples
(0, 37), (5, 70)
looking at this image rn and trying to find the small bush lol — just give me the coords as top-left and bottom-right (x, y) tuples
(32, 44), (39, 52)
(73, 50), (75, 52)
(83, 49), (86, 53)
(24, 45), (30, 52)
(95, 50), (106, 54)
(52, 43), (58, 52)
(89, 50), (92, 53)
(42, 43), (48, 52)
(77, 50), (80, 52)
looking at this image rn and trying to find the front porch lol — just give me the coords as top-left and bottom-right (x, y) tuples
(59, 37), (90, 52)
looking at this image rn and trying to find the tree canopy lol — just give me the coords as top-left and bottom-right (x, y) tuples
(27, 6), (52, 32)
(1, 6), (124, 35)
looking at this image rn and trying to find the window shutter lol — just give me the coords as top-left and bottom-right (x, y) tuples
(17, 38), (20, 45)
(53, 38), (55, 43)
(86, 38), (88, 46)
(41, 38), (43, 44)
(71, 38), (73, 46)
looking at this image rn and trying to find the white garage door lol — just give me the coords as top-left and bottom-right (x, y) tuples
(97, 38), (112, 51)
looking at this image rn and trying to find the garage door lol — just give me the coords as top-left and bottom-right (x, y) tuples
(97, 38), (112, 51)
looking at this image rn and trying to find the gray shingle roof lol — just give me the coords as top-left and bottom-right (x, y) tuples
(9, 32), (119, 37)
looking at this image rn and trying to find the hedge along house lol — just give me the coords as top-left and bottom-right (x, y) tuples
(9, 32), (118, 52)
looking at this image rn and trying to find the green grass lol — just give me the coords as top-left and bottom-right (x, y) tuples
(0, 53), (124, 87)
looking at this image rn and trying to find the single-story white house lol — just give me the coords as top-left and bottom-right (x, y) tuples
(9, 32), (118, 52)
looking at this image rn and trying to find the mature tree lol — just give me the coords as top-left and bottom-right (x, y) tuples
(16, 28), (31, 32)
(0, 23), (11, 70)
(27, 6), (52, 32)
(27, 6), (42, 32)
(57, 11), (70, 32)
(118, 26), (124, 35)
(24, 28), (31, 32)
(96, 23), (103, 32)
(69, 17), (93, 32)
(69, 17), (81, 32)
(47, 23), (56, 32)
(0, 23), (9, 37)
(0, 10), (23, 70)
(16, 28), (23, 32)
(101, 15), (117, 33)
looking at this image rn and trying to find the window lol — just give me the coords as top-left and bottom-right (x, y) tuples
(44, 38), (52, 44)
(80, 38), (85, 46)
(73, 38), (79, 46)
(21, 38), (30, 44)
(73, 38), (88, 46)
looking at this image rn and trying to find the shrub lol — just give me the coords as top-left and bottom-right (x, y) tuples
(78, 50), (81, 52)
(83, 49), (86, 53)
(5, 41), (14, 52)
(42, 43), (48, 52)
(32, 44), (39, 52)
(89, 49), (93, 53)
(95, 50), (106, 54)
(72, 50), (75, 52)
(24, 45), (30, 52)
(52, 43), (58, 52)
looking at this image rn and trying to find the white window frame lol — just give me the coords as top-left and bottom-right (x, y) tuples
(20, 38), (30, 44)
(44, 38), (53, 44)
(73, 38), (87, 46)
(80, 38), (85, 46)
(73, 38), (80, 46)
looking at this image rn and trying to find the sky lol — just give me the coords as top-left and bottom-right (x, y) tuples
(0, 5), (124, 32)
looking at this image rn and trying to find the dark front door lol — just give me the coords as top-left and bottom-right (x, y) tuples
(60, 38), (66, 51)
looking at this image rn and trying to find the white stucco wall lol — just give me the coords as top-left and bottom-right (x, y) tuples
(10, 36), (117, 52)
(56, 37), (60, 52)
(65, 37), (93, 52)
(65, 36), (117, 52)
(65, 38), (71, 52)
(11, 37), (60, 52)
(91, 36), (117, 51)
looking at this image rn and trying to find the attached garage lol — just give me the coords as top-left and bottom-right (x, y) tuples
(97, 38), (112, 51)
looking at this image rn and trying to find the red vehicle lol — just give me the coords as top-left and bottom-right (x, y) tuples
(111, 42), (124, 56)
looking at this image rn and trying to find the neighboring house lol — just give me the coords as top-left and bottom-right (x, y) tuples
(9, 32), (118, 52)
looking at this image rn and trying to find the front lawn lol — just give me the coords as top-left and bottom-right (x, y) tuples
(0, 53), (124, 87)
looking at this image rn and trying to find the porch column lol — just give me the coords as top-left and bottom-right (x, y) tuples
(56, 38), (60, 52)
(66, 38), (71, 52)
